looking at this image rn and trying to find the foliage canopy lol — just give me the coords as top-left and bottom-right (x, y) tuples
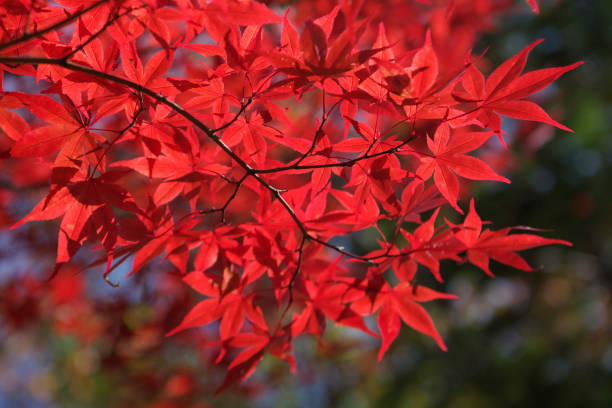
(0, 0), (579, 394)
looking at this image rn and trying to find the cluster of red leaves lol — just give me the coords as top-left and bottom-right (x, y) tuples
(0, 0), (577, 393)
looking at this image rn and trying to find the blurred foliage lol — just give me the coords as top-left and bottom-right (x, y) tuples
(1, 1), (611, 407)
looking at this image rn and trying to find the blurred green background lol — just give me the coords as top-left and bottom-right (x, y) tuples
(1, 1), (611, 407)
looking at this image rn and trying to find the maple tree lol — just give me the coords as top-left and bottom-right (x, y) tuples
(0, 0), (580, 395)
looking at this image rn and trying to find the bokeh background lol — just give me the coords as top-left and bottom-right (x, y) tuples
(1, 1), (611, 407)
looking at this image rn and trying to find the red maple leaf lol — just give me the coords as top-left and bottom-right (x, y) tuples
(378, 282), (457, 360)
(416, 122), (509, 212)
(453, 40), (582, 144)
(454, 199), (572, 276)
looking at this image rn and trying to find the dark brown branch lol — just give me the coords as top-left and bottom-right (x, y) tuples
(0, 0), (110, 52)
(292, 115), (327, 167)
(210, 97), (253, 133)
(254, 132), (417, 173)
(198, 173), (248, 223)
(289, 95), (341, 168)
(104, 273), (120, 287)
(86, 102), (144, 174)
(0, 57), (258, 175)
(272, 233), (307, 336)
(0, 56), (378, 265)
(61, 6), (142, 61)
(287, 234), (306, 305)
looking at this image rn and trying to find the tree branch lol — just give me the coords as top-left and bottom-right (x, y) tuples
(0, 56), (369, 264)
(0, 0), (110, 53)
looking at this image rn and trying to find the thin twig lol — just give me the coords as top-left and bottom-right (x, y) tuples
(210, 97), (253, 133)
(272, 233), (307, 336)
(61, 6), (143, 61)
(198, 173), (248, 223)
(0, 0), (110, 52)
